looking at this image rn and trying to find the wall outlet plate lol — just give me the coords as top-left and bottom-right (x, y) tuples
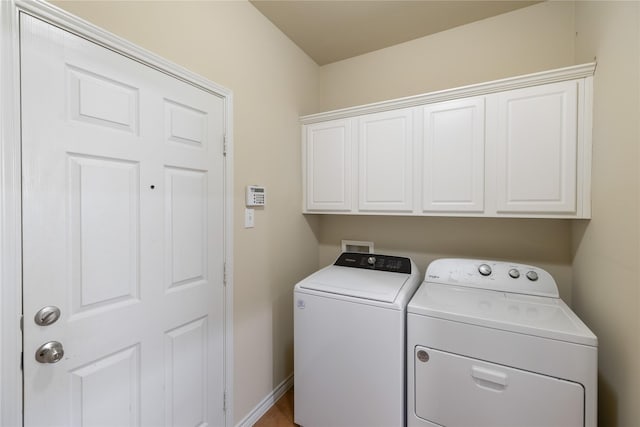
(244, 208), (255, 228)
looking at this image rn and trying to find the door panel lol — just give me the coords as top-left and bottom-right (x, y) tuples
(70, 345), (141, 426)
(69, 155), (140, 311)
(165, 167), (208, 290)
(21, 13), (225, 426)
(358, 109), (414, 212)
(68, 64), (140, 134)
(165, 99), (208, 147)
(495, 81), (578, 213)
(422, 98), (485, 213)
(305, 119), (352, 211)
(165, 318), (208, 426)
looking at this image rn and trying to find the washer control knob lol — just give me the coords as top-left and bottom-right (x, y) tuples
(508, 268), (520, 279)
(526, 270), (539, 281)
(478, 264), (492, 276)
(367, 256), (376, 266)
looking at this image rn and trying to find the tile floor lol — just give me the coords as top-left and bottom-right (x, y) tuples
(254, 387), (296, 427)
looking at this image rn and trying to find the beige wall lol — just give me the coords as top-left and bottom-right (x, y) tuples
(316, 1), (577, 301)
(52, 1), (321, 423)
(318, 216), (573, 300)
(572, 2), (640, 426)
(318, 1), (576, 111)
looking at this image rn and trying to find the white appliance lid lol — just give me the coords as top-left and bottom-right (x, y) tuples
(299, 265), (411, 303)
(408, 283), (597, 346)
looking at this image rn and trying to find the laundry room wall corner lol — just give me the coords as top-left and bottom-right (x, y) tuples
(571, 2), (640, 425)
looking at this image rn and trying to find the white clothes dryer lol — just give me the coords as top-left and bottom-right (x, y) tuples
(407, 259), (597, 427)
(294, 252), (421, 427)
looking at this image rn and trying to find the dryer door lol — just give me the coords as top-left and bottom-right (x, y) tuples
(413, 346), (584, 427)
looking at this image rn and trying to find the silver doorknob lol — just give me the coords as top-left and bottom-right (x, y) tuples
(35, 341), (64, 364)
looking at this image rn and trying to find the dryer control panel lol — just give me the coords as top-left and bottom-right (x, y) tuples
(335, 252), (411, 274)
(425, 258), (558, 298)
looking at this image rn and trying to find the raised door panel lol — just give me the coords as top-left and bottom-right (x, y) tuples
(164, 318), (208, 427)
(495, 81), (578, 214)
(70, 345), (140, 427)
(305, 120), (352, 211)
(164, 167), (208, 291)
(67, 155), (140, 314)
(358, 109), (414, 212)
(422, 98), (485, 213)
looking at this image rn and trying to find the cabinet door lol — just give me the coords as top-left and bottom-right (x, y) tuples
(358, 109), (414, 212)
(304, 119), (352, 211)
(422, 98), (485, 213)
(495, 81), (578, 214)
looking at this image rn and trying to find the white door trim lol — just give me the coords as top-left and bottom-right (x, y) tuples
(0, 2), (23, 426)
(0, 1), (235, 425)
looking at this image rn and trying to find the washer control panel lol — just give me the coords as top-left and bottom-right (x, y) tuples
(425, 258), (558, 298)
(334, 252), (411, 274)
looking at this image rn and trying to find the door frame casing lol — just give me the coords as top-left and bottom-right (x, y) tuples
(0, 1), (235, 426)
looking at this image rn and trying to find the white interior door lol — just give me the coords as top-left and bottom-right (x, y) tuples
(21, 13), (226, 426)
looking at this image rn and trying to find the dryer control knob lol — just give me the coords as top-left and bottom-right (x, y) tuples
(509, 268), (520, 279)
(478, 264), (492, 276)
(367, 256), (376, 266)
(526, 270), (539, 281)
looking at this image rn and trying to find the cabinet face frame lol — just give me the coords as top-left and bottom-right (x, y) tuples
(576, 77), (593, 218)
(303, 119), (353, 212)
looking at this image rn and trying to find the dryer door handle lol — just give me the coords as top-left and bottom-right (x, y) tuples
(471, 365), (508, 391)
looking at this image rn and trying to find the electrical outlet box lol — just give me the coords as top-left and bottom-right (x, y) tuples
(341, 240), (374, 253)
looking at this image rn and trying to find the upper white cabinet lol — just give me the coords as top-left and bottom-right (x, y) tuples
(492, 81), (577, 214)
(301, 63), (595, 218)
(358, 109), (414, 212)
(422, 97), (485, 213)
(304, 119), (352, 212)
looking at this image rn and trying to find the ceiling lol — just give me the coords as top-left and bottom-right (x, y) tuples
(250, 1), (542, 65)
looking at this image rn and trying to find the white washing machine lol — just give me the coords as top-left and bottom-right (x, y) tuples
(294, 252), (421, 427)
(407, 258), (598, 427)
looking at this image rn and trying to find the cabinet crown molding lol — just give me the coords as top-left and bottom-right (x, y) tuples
(301, 62), (596, 124)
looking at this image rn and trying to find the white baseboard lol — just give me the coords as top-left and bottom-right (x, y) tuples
(235, 374), (294, 427)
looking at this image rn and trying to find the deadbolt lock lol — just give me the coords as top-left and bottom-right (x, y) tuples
(34, 306), (61, 326)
